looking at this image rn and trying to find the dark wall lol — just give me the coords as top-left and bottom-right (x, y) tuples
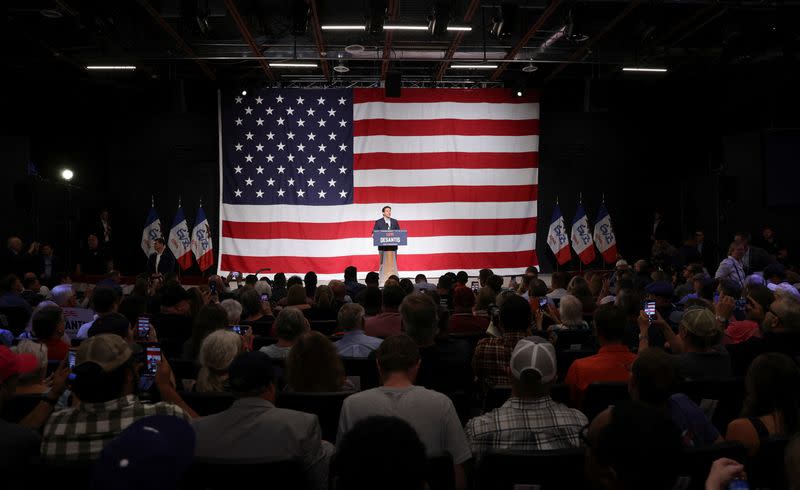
(2, 69), (798, 276)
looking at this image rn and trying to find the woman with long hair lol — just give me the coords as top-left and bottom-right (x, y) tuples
(286, 331), (350, 392)
(726, 353), (800, 455)
(196, 329), (243, 392)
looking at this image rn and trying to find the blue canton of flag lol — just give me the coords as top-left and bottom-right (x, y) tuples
(221, 89), (354, 205)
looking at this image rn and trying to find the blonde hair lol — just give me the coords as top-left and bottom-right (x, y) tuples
(196, 330), (241, 392)
(12, 340), (48, 383)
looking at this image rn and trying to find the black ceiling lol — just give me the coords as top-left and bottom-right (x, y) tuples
(5, 0), (800, 87)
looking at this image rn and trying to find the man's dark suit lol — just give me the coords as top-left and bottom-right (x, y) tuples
(373, 217), (400, 251)
(147, 250), (177, 275)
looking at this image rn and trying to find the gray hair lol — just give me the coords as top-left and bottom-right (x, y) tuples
(254, 280), (272, 296)
(275, 307), (308, 341)
(338, 303), (365, 332)
(51, 285), (75, 307)
(12, 340), (48, 383)
(772, 298), (800, 331)
(196, 330), (241, 392)
(220, 299), (243, 325)
(558, 295), (584, 326)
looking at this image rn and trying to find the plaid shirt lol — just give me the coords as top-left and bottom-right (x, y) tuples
(465, 396), (588, 460)
(472, 332), (528, 388)
(41, 394), (189, 463)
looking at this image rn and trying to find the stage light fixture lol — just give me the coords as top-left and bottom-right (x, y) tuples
(428, 1), (450, 36)
(61, 169), (74, 181)
(490, 3), (518, 39)
(367, 0), (387, 35)
(291, 0), (309, 36)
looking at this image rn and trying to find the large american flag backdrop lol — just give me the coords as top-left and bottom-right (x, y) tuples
(218, 88), (539, 280)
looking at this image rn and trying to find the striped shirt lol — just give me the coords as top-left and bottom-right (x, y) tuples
(41, 394), (189, 463)
(465, 396), (587, 460)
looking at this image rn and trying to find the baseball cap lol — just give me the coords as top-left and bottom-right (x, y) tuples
(77, 334), (133, 372)
(91, 415), (195, 490)
(645, 281), (674, 298)
(228, 351), (274, 392)
(509, 336), (557, 383)
(0, 345), (38, 383)
(771, 282), (800, 303)
(680, 307), (720, 337)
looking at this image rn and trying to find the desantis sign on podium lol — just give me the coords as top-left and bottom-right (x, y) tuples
(218, 88), (539, 280)
(373, 230), (408, 247)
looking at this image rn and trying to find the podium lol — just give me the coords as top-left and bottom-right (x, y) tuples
(373, 230), (407, 285)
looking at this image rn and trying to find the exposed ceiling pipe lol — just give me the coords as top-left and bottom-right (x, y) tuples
(490, 0), (563, 81)
(434, 0), (480, 81)
(223, 0), (276, 81)
(308, 0), (331, 81)
(545, 0), (642, 83)
(381, 0), (399, 80)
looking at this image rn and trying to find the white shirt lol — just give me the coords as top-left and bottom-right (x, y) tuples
(154, 252), (162, 272)
(384, 218), (391, 229)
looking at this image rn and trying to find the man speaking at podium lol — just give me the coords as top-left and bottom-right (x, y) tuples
(373, 206), (400, 279)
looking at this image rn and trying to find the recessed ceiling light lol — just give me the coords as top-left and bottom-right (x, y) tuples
(321, 25), (366, 30)
(269, 62), (318, 68)
(622, 67), (667, 72)
(86, 66), (137, 70)
(450, 64), (498, 69)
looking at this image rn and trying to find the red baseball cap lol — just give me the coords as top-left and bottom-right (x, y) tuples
(0, 345), (39, 383)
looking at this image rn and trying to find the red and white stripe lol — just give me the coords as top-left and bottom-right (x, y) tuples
(220, 88), (539, 280)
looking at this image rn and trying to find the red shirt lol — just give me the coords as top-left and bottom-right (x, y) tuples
(564, 344), (636, 405)
(448, 313), (489, 335)
(44, 338), (70, 362)
(364, 312), (402, 338)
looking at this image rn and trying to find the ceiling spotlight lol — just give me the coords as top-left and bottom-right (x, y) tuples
(61, 169), (74, 181)
(241, 90), (247, 96)
(345, 44), (365, 54)
(522, 62), (538, 73)
(333, 59), (350, 73)
(516, 90), (523, 97)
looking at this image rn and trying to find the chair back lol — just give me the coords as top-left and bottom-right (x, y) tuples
(178, 391), (236, 416)
(169, 358), (200, 387)
(552, 329), (594, 351)
(276, 390), (355, 443)
(582, 382), (630, 422)
(678, 377), (744, 433)
(476, 448), (588, 490)
(1, 393), (45, 423)
(342, 356), (380, 390)
(309, 320), (338, 336)
(425, 452), (455, 490)
(679, 441), (747, 490)
(747, 436), (790, 490)
(185, 460), (306, 490)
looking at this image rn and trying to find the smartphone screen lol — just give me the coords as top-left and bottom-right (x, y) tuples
(539, 297), (548, 307)
(68, 349), (77, 369)
(644, 301), (657, 321)
(230, 325), (247, 336)
(136, 316), (150, 339)
(145, 346), (161, 377)
(209, 282), (217, 294)
(471, 281), (479, 294)
(260, 293), (269, 302)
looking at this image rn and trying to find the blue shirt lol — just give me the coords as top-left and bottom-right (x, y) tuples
(668, 393), (721, 447)
(334, 330), (383, 358)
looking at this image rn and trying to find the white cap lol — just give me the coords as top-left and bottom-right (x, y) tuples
(509, 337), (557, 383)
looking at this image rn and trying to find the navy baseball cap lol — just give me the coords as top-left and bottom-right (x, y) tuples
(92, 415), (195, 490)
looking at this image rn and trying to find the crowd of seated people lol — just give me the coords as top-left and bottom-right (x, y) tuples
(1, 227), (800, 489)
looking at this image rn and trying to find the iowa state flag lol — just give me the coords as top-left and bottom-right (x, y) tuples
(571, 204), (596, 265)
(169, 205), (193, 270)
(191, 205), (214, 272)
(140, 206), (162, 257)
(593, 202), (618, 264)
(547, 204), (571, 265)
